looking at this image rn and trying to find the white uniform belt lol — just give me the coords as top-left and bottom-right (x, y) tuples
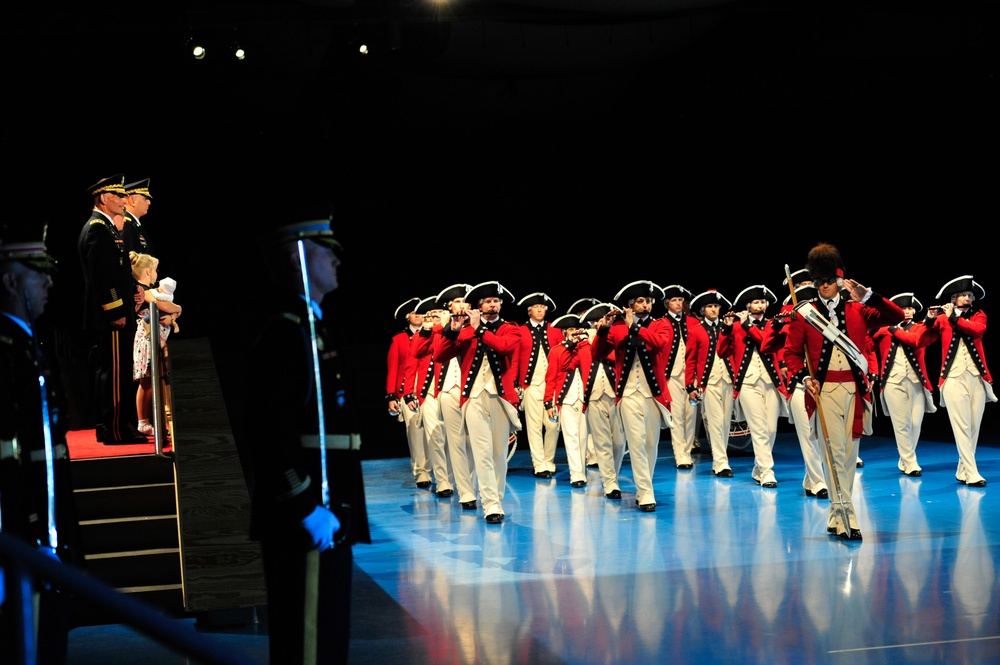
(301, 433), (362, 451)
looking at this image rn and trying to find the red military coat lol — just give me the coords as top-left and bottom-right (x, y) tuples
(435, 319), (522, 408)
(386, 327), (417, 399)
(783, 294), (904, 436)
(932, 308), (993, 387)
(872, 321), (938, 393)
(517, 320), (564, 387)
(543, 338), (592, 407)
(684, 319), (735, 392)
(731, 317), (789, 399)
(601, 316), (672, 412)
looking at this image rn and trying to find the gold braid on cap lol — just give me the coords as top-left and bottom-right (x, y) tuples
(805, 242), (845, 281)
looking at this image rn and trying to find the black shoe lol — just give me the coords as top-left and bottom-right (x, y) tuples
(968, 479), (987, 488)
(436, 489), (453, 498)
(533, 470), (554, 479)
(485, 513), (503, 524)
(761, 481), (778, 489)
(677, 463), (693, 470)
(905, 469), (922, 477)
(586, 462), (599, 468)
(416, 481), (432, 489)
(570, 480), (586, 488)
(856, 459), (865, 468)
(460, 501), (477, 510)
(840, 528), (863, 541)
(715, 469), (734, 478)
(605, 489), (622, 500)
(639, 503), (656, 513)
(808, 488), (829, 499)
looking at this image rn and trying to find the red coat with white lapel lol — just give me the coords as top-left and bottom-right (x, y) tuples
(435, 319), (522, 407)
(386, 327), (417, 398)
(517, 320), (564, 387)
(684, 319), (735, 391)
(872, 320), (938, 393)
(932, 308), (993, 386)
(544, 338), (591, 407)
(731, 317), (789, 399)
(601, 316), (672, 411)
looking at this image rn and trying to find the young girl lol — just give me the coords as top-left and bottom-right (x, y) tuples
(129, 251), (182, 436)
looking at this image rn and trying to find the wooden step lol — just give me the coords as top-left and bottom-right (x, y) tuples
(72, 484), (177, 521)
(70, 454), (175, 489)
(78, 515), (179, 553)
(83, 550), (182, 588)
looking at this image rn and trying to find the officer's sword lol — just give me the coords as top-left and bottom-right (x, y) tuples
(297, 239), (327, 665)
(784, 265), (854, 539)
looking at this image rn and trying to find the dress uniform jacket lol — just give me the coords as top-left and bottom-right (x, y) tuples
(932, 308), (994, 392)
(601, 317), (673, 415)
(543, 338), (592, 408)
(872, 320), (938, 410)
(77, 211), (135, 332)
(435, 319), (522, 410)
(684, 319), (736, 392)
(783, 295), (904, 437)
(516, 320), (563, 388)
(402, 325), (445, 404)
(732, 317), (789, 400)
(121, 210), (154, 256)
(386, 327), (418, 401)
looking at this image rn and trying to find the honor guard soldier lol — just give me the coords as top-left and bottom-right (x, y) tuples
(566, 297), (600, 466)
(77, 174), (148, 444)
(927, 275), (993, 487)
(783, 243), (903, 541)
(580, 302), (627, 498)
(245, 214), (371, 665)
(602, 280), (671, 512)
(401, 296), (455, 498)
(731, 285), (788, 488)
(1, 223), (81, 665)
(436, 281), (522, 524)
(515, 292), (563, 479)
(685, 289), (737, 478)
(543, 313), (592, 488)
(871, 293), (938, 477)
(660, 284), (699, 469)
(386, 297), (432, 489)
(121, 177), (156, 257)
(430, 283), (479, 510)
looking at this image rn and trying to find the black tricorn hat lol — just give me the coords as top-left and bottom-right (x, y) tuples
(660, 284), (692, 302)
(579, 302), (618, 323)
(784, 283), (818, 306)
(0, 222), (58, 273)
(734, 285), (777, 310)
(394, 297), (421, 321)
(889, 292), (924, 315)
(436, 283), (472, 308)
(517, 292), (557, 312)
(414, 296), (440, 315)
(690, 289), (732, 312)
(935, 275), (985, 301)
(466, 281), (516, 307)
(805, 243), (845, 282)
(613, 280), (664, 307)
(258, 219), (340, 250)
(567, 297), (600, 315)
(782, 268), (811, 287)
(550, 313), (583, 329)
(87, 173), (126, 197)
(124, 178), (152, 198)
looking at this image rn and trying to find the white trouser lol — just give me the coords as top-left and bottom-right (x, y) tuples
(440, 388), (477, 503)
(702, 379), (734, 473)
(941, 371), (987, 484)
(668, 372), (698, 466)
(464, 393), (511, 517)
(421, 394), (453, 492)
(883, 377), (926, 474)
(818, 381), (861, 533)
(618, 392), (663, 506)
(587, 393), (626, 494)
(523, 382), (560, 474)
(788, 385), (827, 494)
(738, 378), (781, 484)
(402, 402), (429, 482)
(559, 399), (588, 483)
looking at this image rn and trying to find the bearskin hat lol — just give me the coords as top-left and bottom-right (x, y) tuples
(805, 243), (845, 282)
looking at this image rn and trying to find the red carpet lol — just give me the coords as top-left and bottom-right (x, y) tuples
(66, 429), (172, 460)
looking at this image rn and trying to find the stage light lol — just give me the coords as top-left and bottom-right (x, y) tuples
(234, 44), (246, 60)
(191, 43), (206, 60)
(359, 44), (368, 55)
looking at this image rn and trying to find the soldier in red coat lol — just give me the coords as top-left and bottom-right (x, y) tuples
(685, 290), (737, 479)
(660, 285), (699, 470)
(386, 297), (431, 488)
(543, 314), (592, 487)
(600, 280), (671, 512)
(731, 285), (788, 488)
(926, 275), (994, 487)
(515, 292), (563, 479)
(436, 281), (522, 523)
(783, 243), (904, 541)
(871, 293), (939, 477)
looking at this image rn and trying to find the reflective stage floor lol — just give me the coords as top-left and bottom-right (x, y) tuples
(68, 432), (1000, 664)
